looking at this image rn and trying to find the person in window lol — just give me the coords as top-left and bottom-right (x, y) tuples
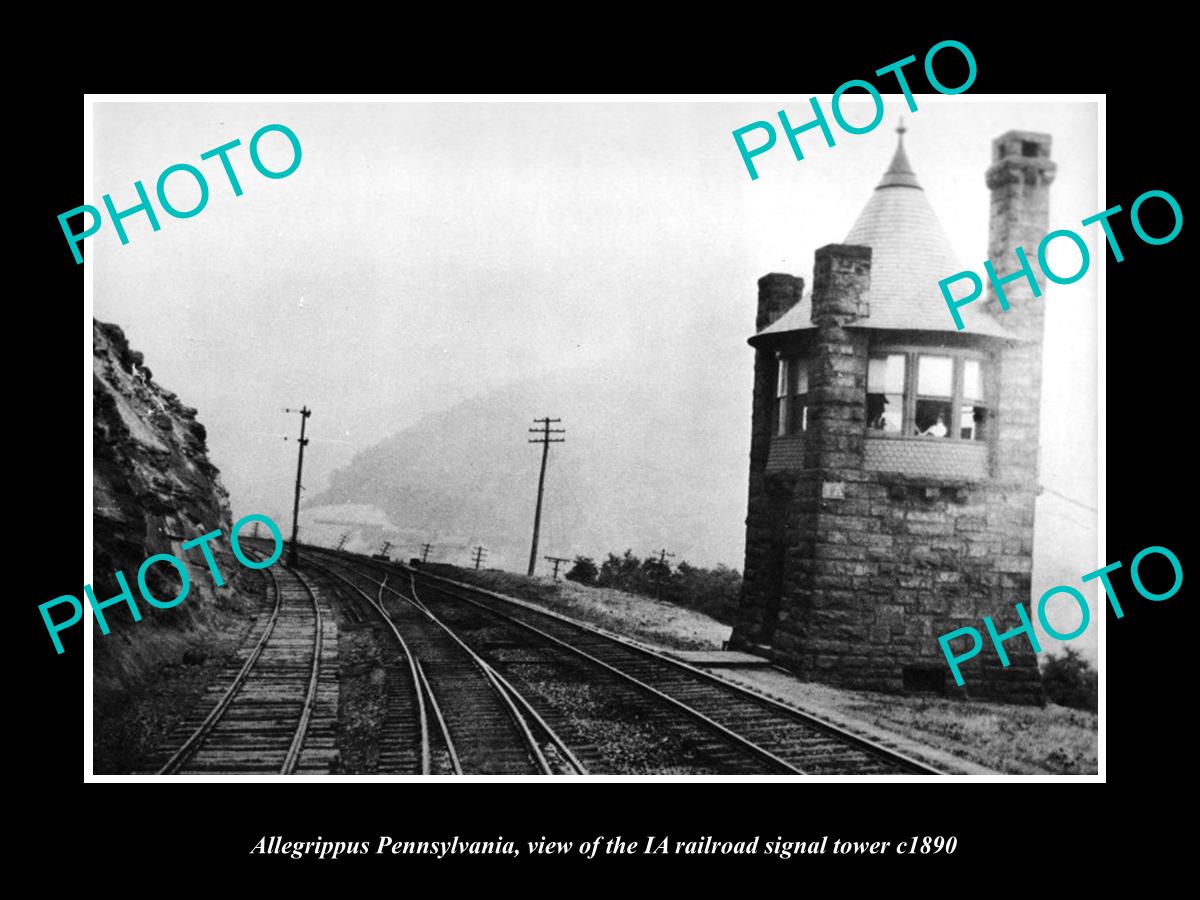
(867, 394), (886, 430)
(922, 414), (948, 438)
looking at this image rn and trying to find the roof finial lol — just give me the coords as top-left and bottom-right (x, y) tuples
(875, 117), (921, 191)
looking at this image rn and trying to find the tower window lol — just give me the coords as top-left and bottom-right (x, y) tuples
(1021, 141), (1039, 158)
(867, 347), (989, 442)
(960, 358), (988, 440)
(867, 354), (906, 433)
(774, 356), (809, 436)
(915, 355), (953, 438)
(775, 358), (789, 436)
(792, 363), (809, 434)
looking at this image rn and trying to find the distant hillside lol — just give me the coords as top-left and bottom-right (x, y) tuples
(308, 361), (753, 572)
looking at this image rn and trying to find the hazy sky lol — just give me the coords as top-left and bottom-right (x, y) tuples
(92, 99), (1099, 647)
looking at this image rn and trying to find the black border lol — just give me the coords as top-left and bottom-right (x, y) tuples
(22, 20), (1190, 880)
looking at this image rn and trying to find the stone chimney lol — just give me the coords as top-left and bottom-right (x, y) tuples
(986, 131), (1054, 487)
(756, 273), (803, 331)
(810, 244), (871, 325)
(984, 130), (1057, 331)
(806, 244), (871, 473)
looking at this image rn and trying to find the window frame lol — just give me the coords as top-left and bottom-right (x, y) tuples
(866, 352), (908, 435)
(866, 345), (991, 444)
(774, 356), (789, 437)
(958, 357), (989, 442)
(790, 360), (809, 435)
(772, 353), (809, 437)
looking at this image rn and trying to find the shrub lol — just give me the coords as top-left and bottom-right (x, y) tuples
(588, 548), (743, 625)
(597, 550), (648, 594)
(1040, 647), (1098, 712)
(662, 562), (742, 625)
(565, 556), (598, 585)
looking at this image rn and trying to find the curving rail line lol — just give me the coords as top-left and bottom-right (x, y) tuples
(158, 559), (332, 775)
(401, 567), (796, 773)
(315, 548), (943, 776)
(306, 560), (443, 774)
(312, 557), (585, 776)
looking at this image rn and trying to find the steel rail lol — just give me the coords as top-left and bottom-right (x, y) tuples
(280, 565), (325, 775)
(414, 657), (463, 775)
(157, 560), (283, 775)
(306, 558), (432, 773)
(317, 555), (559, 775)
(406, 575), (588, 775)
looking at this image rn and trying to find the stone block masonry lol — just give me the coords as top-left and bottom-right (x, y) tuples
(940, 544), (1183, 686)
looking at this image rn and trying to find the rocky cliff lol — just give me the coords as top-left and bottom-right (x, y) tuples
(93, 319), (231, 584)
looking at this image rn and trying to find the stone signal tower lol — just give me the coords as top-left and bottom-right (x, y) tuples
(730, 127), (1056, 703)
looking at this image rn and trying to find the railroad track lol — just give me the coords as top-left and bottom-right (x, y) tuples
(312, 548), (942, 776)
(310, 556), (585, 776)
(303, 562), (438, 774)
(155, 560), (337, 774)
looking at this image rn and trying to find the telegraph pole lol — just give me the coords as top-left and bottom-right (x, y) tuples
(650, 548), (675, 600)
(379, 541), (393, 558)
(335, 533), (349, 551)
(544, 556), (571, 580)
(420, 543), (433, 563)
(285, 405), (312, 566)
(472, 546), (488, 569)
(527, 417), (565, 576)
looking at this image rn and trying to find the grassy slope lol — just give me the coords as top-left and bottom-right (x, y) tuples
(428, 566), (731, 651)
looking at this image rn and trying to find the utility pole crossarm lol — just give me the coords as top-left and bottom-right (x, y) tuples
(544, 555), (572, 580)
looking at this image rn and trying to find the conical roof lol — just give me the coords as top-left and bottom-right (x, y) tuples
(756, 128), (1014, 339)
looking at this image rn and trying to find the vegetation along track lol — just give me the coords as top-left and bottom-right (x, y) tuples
(155, 559), (337, 774)
(309, 556), (584, 775)
(314, 548), (943, 776)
